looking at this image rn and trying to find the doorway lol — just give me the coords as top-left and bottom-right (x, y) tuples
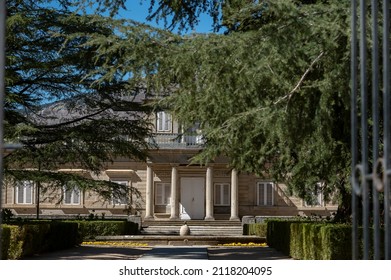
(180, 177), (205, 220)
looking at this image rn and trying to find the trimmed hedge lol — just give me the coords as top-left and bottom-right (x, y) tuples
(265, 220), (386, 260)
(243, 223), (267, 237)
(1, 225), (16, 259)
(267, 220), (301, 255)
(1, 220), (139, 259)
(1, 221), (80, 259)
(321, 224), (352, 260)
(267, 220), (351, 259)
(76, 220), (138, 240)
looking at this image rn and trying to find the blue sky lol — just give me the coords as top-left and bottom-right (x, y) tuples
(115, 1), (216, 34)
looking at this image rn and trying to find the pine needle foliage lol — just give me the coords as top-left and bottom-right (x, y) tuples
(4, 0), (155, 204)
(147, 0), (353, 217)
(4, 0), (356, 219)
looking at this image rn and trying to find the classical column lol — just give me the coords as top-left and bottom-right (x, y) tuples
(170, 165), (180, 220)
(230, 168), (240, 221)
(144, 165), (154, 220)
(204, 165), (215, 220)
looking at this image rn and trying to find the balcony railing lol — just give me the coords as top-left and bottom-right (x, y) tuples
(147, 133), (204, 149)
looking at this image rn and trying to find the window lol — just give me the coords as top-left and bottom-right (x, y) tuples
(156, 111), (172, 132)
(257, 182), (274, 206)
(155, 183), (171, 205)
(63, 183), (81, 205)
(16, 181), (33, 204)
(214, 183), (230, 206)
(305, 183), (324, 207)
(111, 181), (129, 205)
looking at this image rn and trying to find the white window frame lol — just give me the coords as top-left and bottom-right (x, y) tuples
(304, 183), (324, 207)
(257, 182), (274, 206)
(111, 181), (129, 205)
(63, 184), (81, 205)
(214, 183), (230, 206)
(16, 181), (34, 204)
(156, 111), (172, 132)
(155, 182), (171, 205)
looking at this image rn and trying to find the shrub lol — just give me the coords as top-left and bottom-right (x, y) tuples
(1, 208), (14, 223)
(2, 219), (138, 258)
(2, 221), (80, 259)
(76, 220), (138, 240)
(321, 224), (352, 260)
(1, 226), (11, 259)
(1, 225), (23, 260)
(21, 223), (51, 257)
(266, 220), (357, 260)
(289, 222), (304, 259)
(267, 220), (302, 256)
(45, 221), (80, 251)
(243, 223), (267, 237)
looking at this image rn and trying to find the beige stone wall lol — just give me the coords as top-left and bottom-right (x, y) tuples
(2, 157), (338, 219)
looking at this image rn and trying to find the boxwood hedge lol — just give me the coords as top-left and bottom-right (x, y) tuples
(1, 220), (138, 259)
(264, 220), (383, 260)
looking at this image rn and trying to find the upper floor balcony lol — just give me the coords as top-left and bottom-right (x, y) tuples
(147, 133), (204, 149)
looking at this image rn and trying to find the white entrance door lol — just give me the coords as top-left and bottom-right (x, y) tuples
(180, 177), (205, 220)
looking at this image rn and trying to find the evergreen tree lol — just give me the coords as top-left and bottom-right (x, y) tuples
(143, 0), (353, 220)
(4, 0), (159, 209)
(4, 0), (357, 220)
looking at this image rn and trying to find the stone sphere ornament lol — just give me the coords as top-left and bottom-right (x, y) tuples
(179, 221), (190, 236)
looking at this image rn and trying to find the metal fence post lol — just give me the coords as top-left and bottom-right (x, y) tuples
(0, 0), (6, 261)
(352, 0), (391, 260)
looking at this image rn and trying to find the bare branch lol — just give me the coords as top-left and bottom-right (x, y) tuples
(273, 51), (324, 106)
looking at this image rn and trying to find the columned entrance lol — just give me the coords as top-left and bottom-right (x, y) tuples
(180, 177), (205, 220)
(144, 164), (239, 221)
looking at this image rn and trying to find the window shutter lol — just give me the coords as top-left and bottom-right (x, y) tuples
(223, 184), (230, 205)
(17, 183), (24, 204)
(156, 183), (163, 205)
(214, 184), (221, 205)
(164, 184), (171, 205)
(214, 183), (230, 206)
(64, 188), (72, 204)
(111, 181), (128, 205)
(157, 112), (163, 131)
(155, 183), (171, 205)
(165, 113), (172, 131)
(266, 183), (273, 205)
(25, 182), (33, 204)
(73, 188), (81, 204)
(257, 182), (274, 206)
(258, 183), (265, 205)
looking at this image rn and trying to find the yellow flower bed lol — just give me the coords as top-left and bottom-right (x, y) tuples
(217, 242), (267, 247)
(82, 241), (149, 247)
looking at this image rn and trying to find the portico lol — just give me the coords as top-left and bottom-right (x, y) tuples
(144, 164), (240, 221)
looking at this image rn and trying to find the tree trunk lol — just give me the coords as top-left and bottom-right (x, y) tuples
(333, 180), (352, 223)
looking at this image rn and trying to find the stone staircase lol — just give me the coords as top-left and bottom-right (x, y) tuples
(140, 220), (243, 236)
(96, 219), (266, 246)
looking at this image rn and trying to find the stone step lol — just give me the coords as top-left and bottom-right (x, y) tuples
(96, 235), (265, 246)
(142, 220), (242, 227)
(141, 225), (243, 236)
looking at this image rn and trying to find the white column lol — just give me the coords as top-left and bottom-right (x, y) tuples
(230, 168), (240, 221)
(144, 165), (154, 220)
(170, 165), (180, 220)
(204, 166), (215, 220)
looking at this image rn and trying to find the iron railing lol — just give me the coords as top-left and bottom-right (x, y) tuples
(351, 0), (391, 259)
(148, 133), (204, 149)
(0, 0), (6, 261)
